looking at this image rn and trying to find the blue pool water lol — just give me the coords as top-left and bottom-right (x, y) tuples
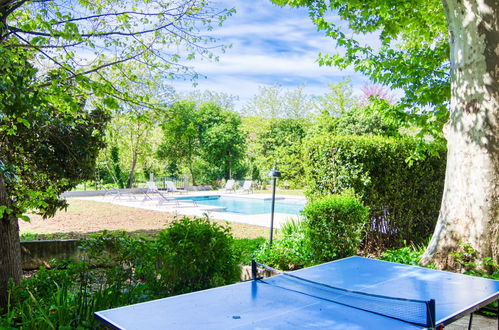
(177, 196), (304, 215)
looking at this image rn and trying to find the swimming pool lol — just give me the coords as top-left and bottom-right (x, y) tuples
(176, 195), (305, 215)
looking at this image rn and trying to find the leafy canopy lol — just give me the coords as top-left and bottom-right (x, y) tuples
(0, 51), (109, 219)
(272, 0), (450, 143)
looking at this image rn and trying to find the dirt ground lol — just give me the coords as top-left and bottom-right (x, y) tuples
(19, 198), (269, 239)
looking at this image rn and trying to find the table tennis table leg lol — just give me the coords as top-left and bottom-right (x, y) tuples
(467, 312), (473, 330)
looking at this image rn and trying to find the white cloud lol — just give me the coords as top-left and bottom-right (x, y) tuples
(172, 0), (372, 110)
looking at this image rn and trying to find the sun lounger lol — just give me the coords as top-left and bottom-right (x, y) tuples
(218, 179), (235, 193)
(100, 184), (136, 200)
(143, 182), (196, 207)
(165, 180), (187, 194)
(236, 180), (253, 194)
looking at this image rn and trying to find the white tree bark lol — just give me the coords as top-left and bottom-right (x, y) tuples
(421, 0), (499, 269)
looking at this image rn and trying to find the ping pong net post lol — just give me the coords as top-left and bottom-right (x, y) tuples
(251, 260), (263, 280)
(252, 260), (438, 329)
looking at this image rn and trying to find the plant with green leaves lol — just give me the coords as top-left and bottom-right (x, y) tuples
(100, 64), (175, 188)
(157, 217), (240, 295)
(158, 101), (247, 184)
(233, 237), (267, 265)
(302, 193), (369, 262)
(304, 135), (446, 250)
(272, 0), (499, 270)
(241, 84), (316, 120)
(256, 118), (307, 186)
(0, 53), (110, 309)
(196, 102), (247, 181)
(2, 226), (243, 328)
(157, 100), (200, 183)
(380, 242), (430, 267)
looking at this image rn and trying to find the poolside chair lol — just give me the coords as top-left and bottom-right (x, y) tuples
(100, 184), (136, 200)
(218, 179), (235, 193)
(143, 181), (196, 207)
(165, 180), (187, 194)
(236, 180), (253, 194)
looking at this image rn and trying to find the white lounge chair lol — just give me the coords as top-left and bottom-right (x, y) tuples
(100, 184), (136, 200)
(143, 182), (196, 207)
(165, 180), (186, 194)
(219, 179), (235, 193)
(236, 180), (253, 194)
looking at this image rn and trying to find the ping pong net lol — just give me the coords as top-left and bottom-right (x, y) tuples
(251, 260), (436, 329)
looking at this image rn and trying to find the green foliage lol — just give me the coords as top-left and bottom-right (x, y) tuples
(450, 244), (499, 280)
(241, 84), (316, 119)
(272, 0), (450, 145)
(233, 237), (267, 265)
(157, 217), (240, 294)
(302, 193), (369, 262)
(4, 233), (158, 328)
(0, 51), (109, 218)
(279, 218), (307, 237)
(380, 242), (429, 266)
(196, 102), (247, 182)
(158, 101), (247, 184)
(157, 100), (199, 181)
(110, 146), (126, 188)
(255, 231), (312, 271)
(256, 118), (307, 186)
(334, 100), (401, 137)
(304, 135), (446, 251)
(2, 220), (242, 328)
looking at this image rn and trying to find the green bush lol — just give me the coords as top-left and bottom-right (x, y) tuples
(233, 237), (266, 265)
(157, 217), (240, 294)
(254, 231), (312, 271)
(380, 242), (429, 266)
(303, 135), (446, 251)
(302, 193), (369, 262)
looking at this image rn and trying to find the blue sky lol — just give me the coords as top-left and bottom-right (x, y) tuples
(174, 0), (370, 109)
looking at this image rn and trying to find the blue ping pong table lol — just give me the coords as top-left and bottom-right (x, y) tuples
(95, 256), (499, 329)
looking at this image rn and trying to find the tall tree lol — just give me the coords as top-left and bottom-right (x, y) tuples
(256, 118), (307, 186)
(103, 64), (174, 188)
(0, 54), (109, 308)
(157, 101), (200, 184)
(157, 101), (247, 184)
(273, 0), (498, 268)
(196, 102), (247, 180)
(0, 0), (231, 309)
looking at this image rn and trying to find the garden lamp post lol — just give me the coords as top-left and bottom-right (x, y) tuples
(267, 165), (281, 246)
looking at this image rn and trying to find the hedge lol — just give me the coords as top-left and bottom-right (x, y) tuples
(303, 135), (446, 251)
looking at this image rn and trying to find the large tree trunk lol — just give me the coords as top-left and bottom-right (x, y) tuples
(421, 0), (499, 269)
(0, 177), (22, 311)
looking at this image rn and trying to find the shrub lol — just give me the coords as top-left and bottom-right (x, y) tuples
(380, 242), (429, 266)
(254, 231), (312, 271)
(157, 217), (240, 294)
(303, 135), (446, 251)
(2, 222), (242, 328)
(302, 193), (369, 262)
(279, 218), (306, 237)
(233, 237), (266, 265)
